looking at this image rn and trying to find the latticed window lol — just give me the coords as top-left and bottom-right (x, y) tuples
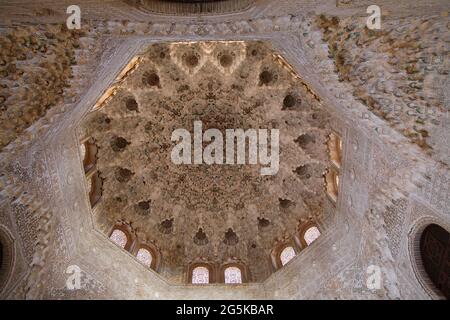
(136, 248), (153, 267)
(280, 246), (296, 266)
(304, 226), (321, 246)
(224, 266), (242, 284)
(192, 266), (209, 284)
(109, 229), (128, 248)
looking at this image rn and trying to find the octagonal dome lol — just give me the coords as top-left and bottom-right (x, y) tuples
(77, 40), (335, 283)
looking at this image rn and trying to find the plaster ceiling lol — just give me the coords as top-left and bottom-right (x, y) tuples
(80, 40), (333, 282)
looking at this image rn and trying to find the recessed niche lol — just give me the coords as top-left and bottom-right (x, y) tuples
(328, 132), (343, 168)
(159, 218), (174, 234)
(224, 228), (239, 246)
(279, 198), (294, 209)
(184, 53), (199, 68)
(419, 224), (450, 299)
(115, 167), (134, 183)
(295, 133), (316, 148)
(137, 200), (151, 215)
(282, 94), (298, 110)
(81, 138), (98, 173)
(0, 227), (14, 292)
(110, 136), (130, 152)
(89, 171), (103, 207)
(259, 70), (273, 85)
(257, 217), (270, 230)
(194, 228), (208, 246)
(325, 168), (339, 202)
(138, 201), (150, 210)
(219, 54), (233, 67)
(125, 98), (139, 112)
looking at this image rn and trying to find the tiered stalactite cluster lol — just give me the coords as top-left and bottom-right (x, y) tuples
(315, 14), (449, 155)
(0, 25), (85, 150)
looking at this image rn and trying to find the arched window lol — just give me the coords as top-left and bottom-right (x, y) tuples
(280, 246), (296, 266)
(136, 247), (153, 268)
(109, 229), (128, 249)
(420, 224), (450, 299)
(224, 266), (242, 284)
(304, 226), (321, 246)
(192, 266), (210, 284)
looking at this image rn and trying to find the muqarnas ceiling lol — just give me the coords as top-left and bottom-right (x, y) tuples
(79, 41), (334, 282)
